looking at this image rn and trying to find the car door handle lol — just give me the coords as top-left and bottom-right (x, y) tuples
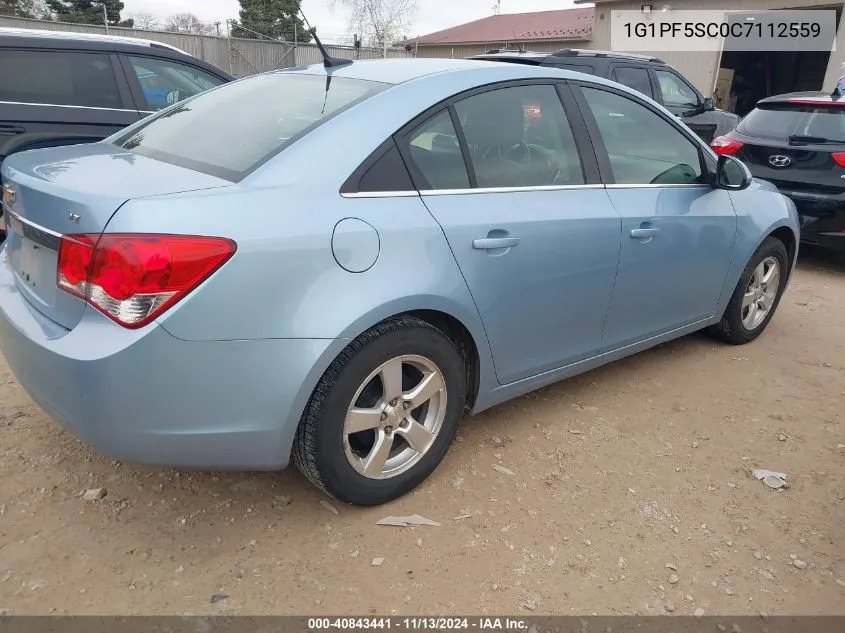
(0, 125), (25, 135)
(473, 237), (520, 250)
(630, 228), (660, 239)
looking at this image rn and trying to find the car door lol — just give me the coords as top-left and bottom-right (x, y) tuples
(119, 55), (228, 115)
(0, 48), (139, 164)
(609, 64), (656, 100)
(572, 82), (737, 349)
(396, 81), (622, 385)
(652, 67), (718, 143)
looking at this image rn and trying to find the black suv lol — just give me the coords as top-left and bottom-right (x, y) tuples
(472, 48), (739, 144)
(0, 27), (233, 170)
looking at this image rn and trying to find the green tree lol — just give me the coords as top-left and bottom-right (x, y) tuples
(230, 0), (311, 42)
(47, 1), (133, 27)
(1, 0), (49, 17)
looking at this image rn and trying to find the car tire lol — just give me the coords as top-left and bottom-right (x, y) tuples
(293, 316), (467, 506)
(708, 236), (790, 345)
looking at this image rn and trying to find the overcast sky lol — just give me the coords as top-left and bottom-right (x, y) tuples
(123, 0), (581, 42)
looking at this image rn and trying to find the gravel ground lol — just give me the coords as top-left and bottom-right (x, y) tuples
(0, 248), (843, 616)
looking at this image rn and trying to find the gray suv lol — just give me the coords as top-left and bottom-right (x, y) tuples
(473, 48), (739, 144)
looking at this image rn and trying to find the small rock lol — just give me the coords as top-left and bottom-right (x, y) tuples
(82, 488), (107, 501)
(727, 541), (734, 547)
(451, 477), (464, 488)
(210, 594), (228, 604)
(717, 626), (726, 632)
(725, 587), (735, 595)
(668, 574), (679, 585)
(350, 550), (359, 558)
(664, 601), (675, 612)
(522, 601), (537, 611)
(754, 551), (763, 560)
(273, 495), (292, 506)
(491, 583), (498, 591)
(727, 482), (736, 489)
(28, 580), (48, 591)
(492, 464), (515, 476)
(693, 608), (705, 617)
(731, 625), (742, 633)
(665, 563), (678, 571)
(617, 556), (626, 568)
(691, 441), (699, 449)
(175, 565), (184, 573)
(249, 540), (256, 547)
(671, 526), (679, 534)
(777, 433), (787, 442)
(793, 559), (807, 569)
(685, 594), (694, 602)
(371, 557), (385, 567)
(835, 578), (845, 587)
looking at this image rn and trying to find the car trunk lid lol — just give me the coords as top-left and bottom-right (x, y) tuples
(2, 143), (231, 331)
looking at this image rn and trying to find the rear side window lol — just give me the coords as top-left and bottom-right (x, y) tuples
(612, 67), (653, 98)
(406, 110), (471, 190)
(112, 73), (388, 182)
(655, 69), (700, 108)
(0, 50), (121, 109)
(737, 103), (845, 142)
(127, 56), (225, 111)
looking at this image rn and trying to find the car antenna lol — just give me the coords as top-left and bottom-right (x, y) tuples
(296, 2), (352, 68)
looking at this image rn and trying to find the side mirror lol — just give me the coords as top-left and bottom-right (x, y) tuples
(715, 154), (752, 190)
(703, 97), (715, 111)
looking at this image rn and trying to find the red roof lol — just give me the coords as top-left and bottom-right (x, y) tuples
(411, 8), (594, 46)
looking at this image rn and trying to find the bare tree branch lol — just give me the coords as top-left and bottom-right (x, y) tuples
(127, 10), (160, 31)
(165, 12), (214, 35)
(329, 0), (417, 47)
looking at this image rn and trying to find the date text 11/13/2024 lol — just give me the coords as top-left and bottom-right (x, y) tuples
(307, 618), (529, 630)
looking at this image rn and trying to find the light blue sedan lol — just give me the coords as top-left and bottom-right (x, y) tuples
(0, 58), (799, 506)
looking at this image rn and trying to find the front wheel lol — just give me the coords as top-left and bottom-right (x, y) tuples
(709, 236), (790, 345)
(293, 316), (467, 506)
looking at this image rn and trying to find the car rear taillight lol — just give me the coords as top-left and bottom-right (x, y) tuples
(831, 152), (845, 167)
(57, 234), (236, 329)
(711, 136), (744, 156)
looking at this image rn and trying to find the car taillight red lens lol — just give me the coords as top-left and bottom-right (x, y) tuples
(57, 234), (236, 329)
(831, 152), (845, 167)
(710, 136), (744, 156)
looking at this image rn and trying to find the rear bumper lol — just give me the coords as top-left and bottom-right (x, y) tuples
(776, 188), (845, 251)
(0, 259), (335, 470)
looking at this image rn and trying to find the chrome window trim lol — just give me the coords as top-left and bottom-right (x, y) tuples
(339, 183), (712, 198)
(421, 184), (606, 196)
(340, 191), (419, 199)
(3, 209), (63, 238)
(605, 183), (710, 189)
(0, 100), (136, 113)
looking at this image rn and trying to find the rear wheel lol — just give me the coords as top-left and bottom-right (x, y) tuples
(293, 316), (466, 506)
(709, 236), (789, 345)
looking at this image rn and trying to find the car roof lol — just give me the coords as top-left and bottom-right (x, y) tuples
(289, 57), (529, 85)
(471, 48), (665, 64)
(757, 91), (845, 106)
(0, 27), (189, 56)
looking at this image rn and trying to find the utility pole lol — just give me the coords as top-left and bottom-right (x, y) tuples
(214, 21), (221, 37)
(103, 2), (109, 34)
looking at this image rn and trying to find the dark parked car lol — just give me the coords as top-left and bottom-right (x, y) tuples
(711, 92), (845, 252)
(472, 48), (739, 144)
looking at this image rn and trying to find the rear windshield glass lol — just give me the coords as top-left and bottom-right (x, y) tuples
(737, 103), (845, 143)
(111, 72), (389, 181)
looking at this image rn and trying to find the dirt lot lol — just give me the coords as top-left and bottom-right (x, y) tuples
(0, 249), (843, 617)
